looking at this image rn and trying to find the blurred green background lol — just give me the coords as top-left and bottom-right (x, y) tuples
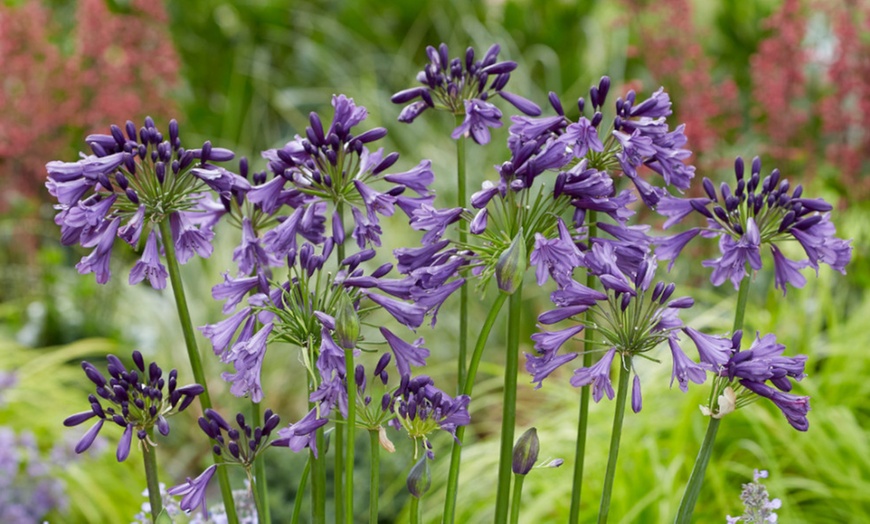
(1, 0), (868, 522)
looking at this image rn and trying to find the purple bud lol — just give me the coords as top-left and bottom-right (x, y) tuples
(702, 178), (717, 201)
(511, 427), (540, 475)
(589, 86), (600, 108)
(667, 296), (694, 308)
(650, 281), (665, 302)
(354, 127), (388, 144)
(660, 283), (675, 302)
(598, 76), (611, 105)
(75, 419), (105, 454)
(591, 112), (603, 128)
(200, 141), (212, 164)
(548, 92), (564, 116)
(734, 157), (745, 181)
(157, 416), (170, 436)
(750, 156), (761, 176)
(371, 263), (393, 279)
(64, 411), (97, 427)
(125, 188), (140, 204)
(391, 87), (428, 104)
(631, 374), (642, 413)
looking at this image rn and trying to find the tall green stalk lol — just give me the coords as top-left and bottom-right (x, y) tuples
(251, 401), (271, 524)
(569, 213), (598, 522)
(443, 292), (509, 523)
(142, 432), (162, 523)
(157, 219), (238, 524)
(369, 430), (380, 524)
(344, 349), (356, 524)
(290, 456), (311, 524)
(674, 277), (752, 523)
(334, 202), (346, 524)
(311, 434), (326, 524)
(508, 474), (525, 524)
(494, 285), (523, 524)
(410, 497), (422, 524)
(597, 357), (632, 524)
(455, 115), (469, 392)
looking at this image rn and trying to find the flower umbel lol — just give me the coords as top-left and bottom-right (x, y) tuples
(63, 351), (203, 461)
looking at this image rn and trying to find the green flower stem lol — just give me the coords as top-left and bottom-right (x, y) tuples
(157, 219), (238, 524)
(410, 496), (422, 524)
(509, 474), (525, 524)
(569, 212), (598, 523)
(369, 430), (380, 524)
(344, 349), (356, 524)
(334, 424), (345, 524)
(290, 456), (311, 524)
(443, 292), (509, 523)
(248, 469), (266, 524)
(494, 285), (523, 524)
(597, 356), (632, 524)
(455, 115), (469, 391)
(251, 401), (271, 524)
(312, 435), (326, 524)
(142, 432), (162, 523)
(675, 277), (752, 524)
(334, 201), (346, 524)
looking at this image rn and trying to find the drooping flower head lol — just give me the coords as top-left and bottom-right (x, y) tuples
(656, 156), (852, 293)
(686, 329), (810, 431)
(63, 351), (203, 461)
(46, 117), (240, 286)
(392, 43), (542, 143)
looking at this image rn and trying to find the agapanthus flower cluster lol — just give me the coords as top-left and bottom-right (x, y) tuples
(390, 374), (470, 460)
(408, 78), (698, 295)
(63, 351), (204, 461)
(684, 329), (809, 431)
(466, 76), (695, 221)
(726, 469), (782, 524)
(253, 94), (432, 252)
(303, 318), (466, 460)
(656, 156), (852, 292)
(530, 242), (702, 412)
(392, 43), (542, 143)
(46, 117), (239, 286)
(169, 408), (282, 514)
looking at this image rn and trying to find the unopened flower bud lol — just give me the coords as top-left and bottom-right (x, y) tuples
(512, 427), (540, 475)
(335, 292), (360, 350)
(496, 229), (527, 294)
(406, 456), (431, 498)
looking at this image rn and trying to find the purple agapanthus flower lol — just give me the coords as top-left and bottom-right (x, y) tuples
(221, 322), (273, 403)
(393, 43), (541, 136)
(168, 464), (217, 514)
(451, 99), (504, 145)
(656, 156), (852, 293)
(529, 243), (703, 409)
(128, 230), (168, 288)
(380, 327), (431, 378)
(686, 329), (810, 431)
(273, 408), (330, 457)
(46, 118), (237, 285)
(63, 351), (203, 461)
